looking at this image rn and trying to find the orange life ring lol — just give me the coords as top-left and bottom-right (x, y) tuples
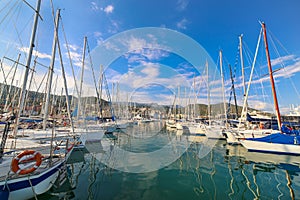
(11, 150), (43, 175)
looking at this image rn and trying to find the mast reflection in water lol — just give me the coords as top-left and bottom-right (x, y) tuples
(38, 121), (299, 200)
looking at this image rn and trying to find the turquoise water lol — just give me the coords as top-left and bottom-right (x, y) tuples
(37, 122), (300, 200)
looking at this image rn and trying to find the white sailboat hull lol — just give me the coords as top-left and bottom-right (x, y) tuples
(241, 140), (300, 155)
(226, 129), (277, 145)
(186, 123), (206, 135)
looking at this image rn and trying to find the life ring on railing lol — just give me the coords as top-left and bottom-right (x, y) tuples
(11, 150), (43, 175)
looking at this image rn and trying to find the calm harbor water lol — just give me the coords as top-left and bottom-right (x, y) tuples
(37, 121), (299, 200)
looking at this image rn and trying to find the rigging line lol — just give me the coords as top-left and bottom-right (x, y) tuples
(60, 17), (80, 98)
(0, 0), (13, 14)
(0, 60), (10, 86)
(22, 0), (42, 21)
(195, 67), (207, 99)
(243, 41), (255, 70)
(0, 0), (19, 26)
(86, 39), (102, 112)
(267, 34), (285, 103)
(12, 13), (33, 63)
(268, 28), (294, 57)
(12, 2), (25, 48)
(268, 31), (300, 100)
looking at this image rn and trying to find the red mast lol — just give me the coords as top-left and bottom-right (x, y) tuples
(261, 22), (282, 131)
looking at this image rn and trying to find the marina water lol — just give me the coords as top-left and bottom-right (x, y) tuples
(37, 121), (299, 199)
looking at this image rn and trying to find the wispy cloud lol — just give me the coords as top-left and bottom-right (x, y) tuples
(107, 19), (120, 34)
(273, 58), (300, 79)
(104, 5), (114, 14)
(91, 2), (100, 11)
(176, 0), (189, 11)
(93, 31), (104, 46)
(271, 54), (295, 66)
(125, 49), (169, 64)
(66, 44), (80, 52)
(176, 18), (189, 30)
(91, 2), (114, 14)
(63, 43), (82, 67)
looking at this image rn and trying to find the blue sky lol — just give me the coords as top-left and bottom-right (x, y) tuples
(0, 0), (300, 115)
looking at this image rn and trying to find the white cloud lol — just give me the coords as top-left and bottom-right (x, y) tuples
(68, 51), (82, 67)
(247, 99), (274, 112)
(19, 47), (51, 60)
(176, 18), (188, 30)
(274, 60), (300, 79)
(125, 49), (169, 64)
(104, 5), (114, 14)
(140, 63), (160, 78)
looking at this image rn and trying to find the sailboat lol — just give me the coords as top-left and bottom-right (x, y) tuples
(0, 3), (75, 200)
(225, 34), (279, 145)
(240, 22), (300, 155)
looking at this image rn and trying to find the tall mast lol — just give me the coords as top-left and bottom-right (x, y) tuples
(56, 18), (75, 134)
(239, 34), (246, 95)
(261, 22), (282, 130)
(14, 0), (42, 136)
(219, 50), (227, 124)
(206, 60), (211, 125)
(77, 36), (87, 120)
(178, 85), (180, 119)
(43, 9), (60, 130)
(239, 34), (248, 116)
(229, 64), (239, 118)
(238, 28), (262, 129)
(99, 65), (104, 118)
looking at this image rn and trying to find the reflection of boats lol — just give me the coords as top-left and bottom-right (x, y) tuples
(166, 119), (176, 129)
(226, 144), (300, 165)
(185, 122), (206, 136)
(226, 143), (299, 200)
(46, 148), (88, 199)
(188, 135), (208, 143)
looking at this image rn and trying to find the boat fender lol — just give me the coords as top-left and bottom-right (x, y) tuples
(11, 150), (43, 175)
(294, 137), (299, 145)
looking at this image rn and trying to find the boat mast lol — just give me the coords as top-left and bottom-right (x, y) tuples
(206, 60), (211, 125)
(228, 64), (239, 118)
(77, 36), (87, 121)
(14, 0), (42, 136)
(4, 54), (21, 112)
(238, 28), (262, 129)
(261, 22), (282, 130)
(239, 35), (246, 97)
(239, 34), (248, 115)
(43, 9), (60, 130)
(219, 50), (227, 125)
(56, 22), (75, 134)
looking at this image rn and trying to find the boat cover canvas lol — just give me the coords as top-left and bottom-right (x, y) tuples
(246, 133), (300, 145)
